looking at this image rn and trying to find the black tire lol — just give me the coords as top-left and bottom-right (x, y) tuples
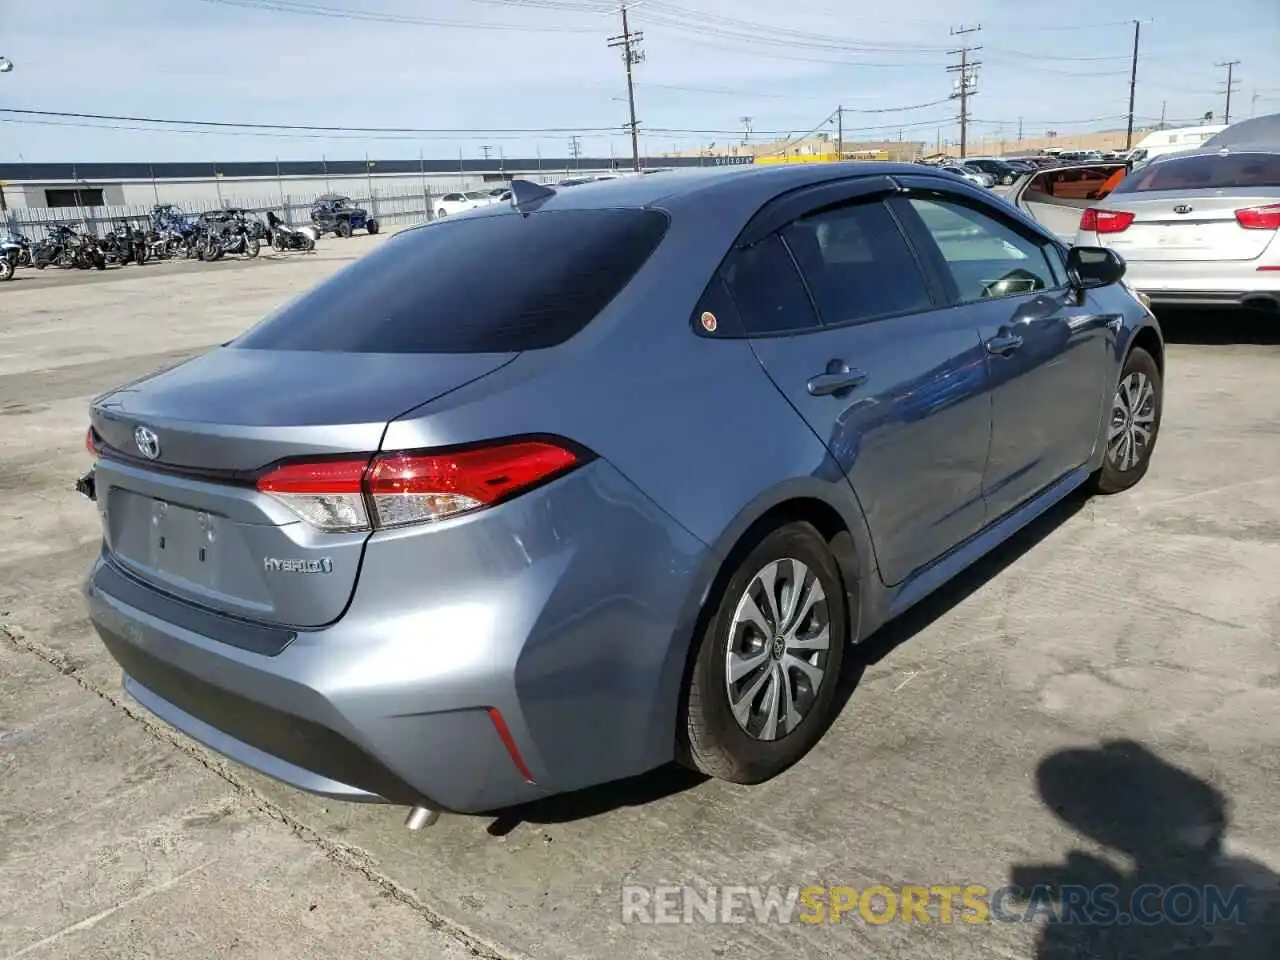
(1088, 346), (1162, 495)
(336, 220), (352, 238)
(0, 259), (13, 282)
(679, 522), (848, 785)
(366, 219), (379, 235)
(272, 232), (286, 252)
(304, 237), (315, 252)
(246, 237), (261, 259)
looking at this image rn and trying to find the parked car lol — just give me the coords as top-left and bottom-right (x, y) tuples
(80, 163), (1162, 828)
(310, 194), (378, 237)
(963, 157), (1022, 186)
(1004, 161), (1133, 241)
(434, 191), (500, 217)
(1005, 147), (1280, 311)
(940, 164), (995, 188)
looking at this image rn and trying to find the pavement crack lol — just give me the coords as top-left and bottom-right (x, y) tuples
(0, 623), (524, 960)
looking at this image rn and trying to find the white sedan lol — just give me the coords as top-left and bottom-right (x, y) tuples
(434, 191), (502, 218)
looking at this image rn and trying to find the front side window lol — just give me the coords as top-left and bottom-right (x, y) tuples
(906, 197), (1059, 303)
(781, 201), (932, 325)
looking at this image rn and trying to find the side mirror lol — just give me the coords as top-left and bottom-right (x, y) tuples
(1066, 245), (1126, 290)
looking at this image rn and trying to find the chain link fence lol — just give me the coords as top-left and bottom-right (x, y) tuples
(4, 187), (434, 242)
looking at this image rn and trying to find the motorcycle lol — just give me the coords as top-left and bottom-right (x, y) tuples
(32, 224), (106, 270)
(100, 223), (149, 266)
(0, 237), (19, 281)
(1, 231), (33, 268)
(150, 205), (198, 259)
(265, 211), (317, 252)
(195, 210), (261, 261)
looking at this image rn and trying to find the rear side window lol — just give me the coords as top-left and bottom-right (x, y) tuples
(234, 209), (668, 353)
(782, 201), (931, 325)
(1113, 152), (1280, 193)
(722, 234), (820, 336)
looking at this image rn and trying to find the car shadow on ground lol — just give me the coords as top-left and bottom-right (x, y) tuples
(485, 490), (1090, 836)
(1156, 308), (1280, 346)
(1008, 740), (1280, 957)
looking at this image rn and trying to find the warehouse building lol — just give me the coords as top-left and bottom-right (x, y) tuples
(0, 154), (751, 213)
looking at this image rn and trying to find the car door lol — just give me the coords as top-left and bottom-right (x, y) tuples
(891, 182), (1115, 521)
(712, 182), (992, 586)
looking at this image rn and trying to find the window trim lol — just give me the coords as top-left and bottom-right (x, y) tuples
(889, 187), (1070, 308)
(693, 185), (952, 340)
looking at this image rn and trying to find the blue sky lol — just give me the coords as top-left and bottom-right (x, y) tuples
(1, 0), (1277, 162)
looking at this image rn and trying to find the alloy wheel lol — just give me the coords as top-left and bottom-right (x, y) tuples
(724, 558), (831, 741)
(1108, 371), (1156, 472)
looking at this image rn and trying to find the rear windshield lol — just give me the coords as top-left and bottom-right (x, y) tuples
(1112, 152), (1280, 193)
(234, 208), (669, 353)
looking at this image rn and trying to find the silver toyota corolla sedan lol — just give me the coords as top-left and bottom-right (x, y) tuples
(1073, 147), (1280, 311)
(80, 164), (1163, 828)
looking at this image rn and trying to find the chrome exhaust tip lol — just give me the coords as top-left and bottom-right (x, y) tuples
(404, 805), (440, 830)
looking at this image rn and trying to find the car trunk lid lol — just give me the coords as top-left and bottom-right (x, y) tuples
(1098, 192), (1278, 262)
(90, 346), (516, 628)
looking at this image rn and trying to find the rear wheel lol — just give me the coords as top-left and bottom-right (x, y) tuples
(245, 237), (261, 259)
(680, 522), (847, 784)
(1088, 346), (1162, 494)
(366, 219), (379, 235)
(0, 258), (13, 281)
(304, 236), (315, 252)
(336, 220), (352, 238)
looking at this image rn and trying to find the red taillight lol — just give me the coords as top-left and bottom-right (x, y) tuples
(1080, 208), (1135, 234)
(255, 439), (583, 532)
(1235, 203), (1280, 230)
(85, 427), (98, 458)
(257, 457), (371, 532)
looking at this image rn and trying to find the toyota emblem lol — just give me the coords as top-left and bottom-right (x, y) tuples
(1173, 204), (1193, 214)
(134, 425), (161, 460)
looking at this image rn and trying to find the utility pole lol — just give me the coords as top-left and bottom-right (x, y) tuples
(740, 116), (753, 146)
(568, 135), (582, 170)
(1217, 60), (1241, 124)
(1017, 116), (1023, 145)
(836, 106), (844, 161)
(1160, 100), (1167, 129)
(608, 4), (645, 172)
(1125, 19), (1141, 149)
(480, 145), (493, 161)
(948, 25), (982, 159)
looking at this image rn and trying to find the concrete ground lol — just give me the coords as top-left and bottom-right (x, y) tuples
(1, 236), (1278, 959)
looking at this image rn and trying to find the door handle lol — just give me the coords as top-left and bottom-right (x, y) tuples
(807, 365), (868, 397)
(984, 333), (1024, 356)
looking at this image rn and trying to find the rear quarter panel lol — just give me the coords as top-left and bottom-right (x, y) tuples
(379, 188), (882, 770)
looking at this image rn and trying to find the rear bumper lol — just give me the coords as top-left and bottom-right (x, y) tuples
(86, 460), (709, 813)
(1079, 247), (1280, 309)
(1139, 289), (1280, 309)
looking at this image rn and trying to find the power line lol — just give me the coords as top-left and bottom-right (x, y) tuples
(190, 0), (600, 33)
(947, 24), (981, 159)
(607, 3), (645, 172)
(1216, 60), (1241, 124)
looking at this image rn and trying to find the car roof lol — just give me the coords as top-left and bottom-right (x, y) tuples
(489, 162), (938, 212)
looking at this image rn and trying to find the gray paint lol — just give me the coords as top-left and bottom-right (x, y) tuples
(86, 161), (1160, 812)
